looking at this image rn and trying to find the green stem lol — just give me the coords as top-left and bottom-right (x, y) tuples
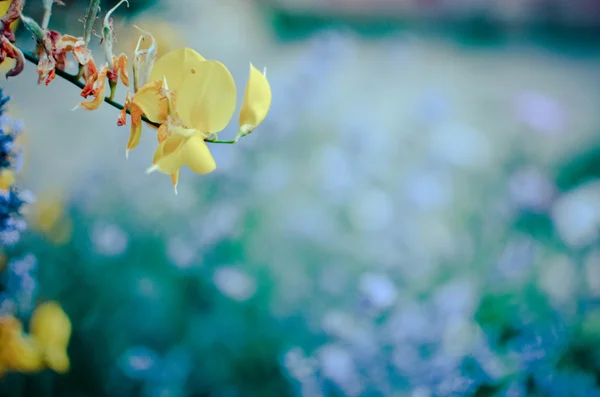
(75, 63), (84, 80)
(204, 139), (237, 144)
(108, 80), (117, 101)
(205, 131), (250, 144)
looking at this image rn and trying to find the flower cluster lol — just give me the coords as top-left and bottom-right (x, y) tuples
(0, 254), (70, 379)
(0, 89), (32, 245)
(0, 300), (71, 378)
(120, 46), (272, 192)
(0, 0), (272, 193)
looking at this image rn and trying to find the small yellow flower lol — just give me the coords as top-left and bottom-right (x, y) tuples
(29, 301), (71, 374)
(239, 63), (272, 134)
(0, 316), (45, 374)
(133, 48), (237, 191)
(28, 192), (73, 245)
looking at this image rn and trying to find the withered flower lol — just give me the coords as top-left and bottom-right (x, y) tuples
(0, 0), (23, 42)
(36, 30), (91, 85)
(21, 14), (92, 85)
(0, 36), (23, 78)
(78, 54), (128, 111)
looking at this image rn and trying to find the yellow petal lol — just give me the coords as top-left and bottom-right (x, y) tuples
(117, 53), (129, 87)
(149, 48), (205, 93)
(0, 317), (44, 374)
(45, 347), (70, 373)
(182, 132), (216, 174)
(126, 115), (143, 152)
(0, 315), (23, 338)
(132, 80), (168, 123)
(79, 83), (105, 110)
(157, 124), (168, 143)
(171, 171), (179, 194)
(30, 302), (72, 351)
(176, 60), (236, 133)
(79, 65), (110, 110)
(151, 134), (186, 174)
(239, 63), (272, 133)
(2, 336), (44, 373)
(170, 124), (196, 137)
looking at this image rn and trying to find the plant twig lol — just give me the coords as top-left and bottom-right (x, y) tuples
(41, 0), (58, 30)
(82, 0), (100, 48)
(20, 49), (240, 144)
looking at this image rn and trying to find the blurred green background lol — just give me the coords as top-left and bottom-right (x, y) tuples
(2, 0), (600, 396)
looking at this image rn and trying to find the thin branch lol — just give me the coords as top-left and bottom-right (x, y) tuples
(82, 0), (100, 48)
(20, 49), (239, 145)
(41, 0), (57, 30)
(40, 7), (51, 30)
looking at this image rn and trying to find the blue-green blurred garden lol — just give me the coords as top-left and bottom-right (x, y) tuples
(1, 0), (600, 396)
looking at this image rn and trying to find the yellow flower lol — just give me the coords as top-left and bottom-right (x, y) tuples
(119, 46), (272, 192)
(0, 316), (44, 374)
(133, 48), (237, 191)
(239, 64), (272, 134)
(29, 301), (72, 374)
(28, 192), (73, 245)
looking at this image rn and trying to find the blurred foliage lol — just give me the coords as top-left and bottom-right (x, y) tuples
(2, 1), (600, 396)
(267, 6), (600, 47)
(1, 205), (294, 397)
(555, 141), (600, 192)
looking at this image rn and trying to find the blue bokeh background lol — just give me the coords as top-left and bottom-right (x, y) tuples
(2, 0), (600, 396)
